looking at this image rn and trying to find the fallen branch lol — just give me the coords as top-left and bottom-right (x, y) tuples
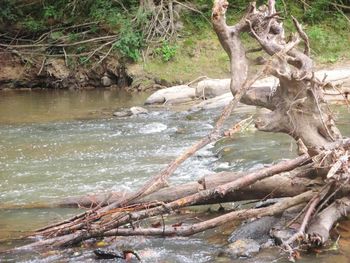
(32, 153), (309, 247)
(55, 165), (313, 208)
(307, 197), (350, 246)
(283, 195), (320, 255)
(0, 35), (118, 49)
(15, 191), (315, 251)
(103, 191), (314, 237)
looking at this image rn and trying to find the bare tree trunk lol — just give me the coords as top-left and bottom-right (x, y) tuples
(0, 166), (312, 210)
(212, 0), (342, 153)
(210, 0), (348, 259)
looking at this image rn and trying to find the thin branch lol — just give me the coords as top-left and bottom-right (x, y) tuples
(283, 196), (320, 257)
(0, 35), (118, 49)
(37, 57), (46, 76)
(173, 0), (211, 24)
(332, 3), (350, 24)
(291, 16), (310, 56)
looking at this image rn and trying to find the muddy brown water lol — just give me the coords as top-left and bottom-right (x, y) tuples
(0, 89), (349, 262)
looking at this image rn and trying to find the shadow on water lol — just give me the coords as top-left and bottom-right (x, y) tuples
(0, 90), (349, 262)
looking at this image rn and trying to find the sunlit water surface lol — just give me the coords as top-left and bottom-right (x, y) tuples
(0, 90), (349, 262)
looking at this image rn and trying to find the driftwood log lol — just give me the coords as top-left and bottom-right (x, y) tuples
(7, 1), (349, 261)
(55, 166), (314, 208)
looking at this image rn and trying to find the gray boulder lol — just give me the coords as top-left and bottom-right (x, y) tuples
(195, 76), (278, 99)
(315, 68), (350, 86)
(228, 216), (279, 245)
(220, 239), (260, 259)
(113, 106), (148, 118)
(190, 93), (233, 111)
(144, 85), (195, 105)
(195, 79), (231, 98)
(130, 106), (148, 115)
(101, 75), (113, 87)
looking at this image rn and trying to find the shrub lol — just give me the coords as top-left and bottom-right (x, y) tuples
(155, 41), (178, 62)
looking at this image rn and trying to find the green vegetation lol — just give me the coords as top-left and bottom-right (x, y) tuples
(155, 41), (178, 62)
(143, 0), (350, 82)
(0, 0), (349, 82)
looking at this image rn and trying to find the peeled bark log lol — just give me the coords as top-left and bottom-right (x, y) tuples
(102, 191), (314, 238)
(54, 165), (314, 208)
(28, 154), (309, 249)
(15, 191), (314, 251)
(307, 197), (350, 245)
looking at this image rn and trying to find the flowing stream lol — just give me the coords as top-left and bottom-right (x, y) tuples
(0, 89), (349, 262)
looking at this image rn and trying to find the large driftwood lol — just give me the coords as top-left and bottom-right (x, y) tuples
(211, 2), (349, 258)
(16, 191), (314, 251)
(101, 191), (315, 237)
(55, 166), (313, 208)
(0, 167), (312, 210)
(22, 154), (309, 250)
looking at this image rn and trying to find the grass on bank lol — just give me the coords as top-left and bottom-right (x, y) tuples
(143, 1), (350, 83)
(0, 0), (349, 84)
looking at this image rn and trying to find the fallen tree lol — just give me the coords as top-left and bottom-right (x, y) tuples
(8, 0), (350, 261)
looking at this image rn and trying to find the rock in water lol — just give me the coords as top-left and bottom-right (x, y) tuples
(144, 85), (195, 105)
(113, 110), (131, 117)
(113, 106), (148, 117)
(101, 75), (113, 87)
(315, 68), (350, 85)
(219, 239), (260, 259)
(219, 216), (280, 259)
(130, 106), (148, 115)
(139, 123), (167, 134)
(195, 79), (231, 98)
(190, 93), (233, 111)
(228, 216), (279, 245)
(194, 76), (278, 99)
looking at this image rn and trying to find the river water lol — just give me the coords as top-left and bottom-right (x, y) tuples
(0, 89), (349, 262)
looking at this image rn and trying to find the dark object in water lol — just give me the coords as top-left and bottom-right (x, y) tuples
(94, 248), (141, 261)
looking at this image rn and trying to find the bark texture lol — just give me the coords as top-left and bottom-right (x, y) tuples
(212, 0), (342, 153)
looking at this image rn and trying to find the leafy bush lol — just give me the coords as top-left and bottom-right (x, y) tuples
(155, 41), (178, 62)
(88, 0), (145, 61)
(303, 0), (331, 24)
(43, 5), (58, 19)
(23, 18), (44, 32)
(0, 0), (19, 22)
(114, 28), (144, 62)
